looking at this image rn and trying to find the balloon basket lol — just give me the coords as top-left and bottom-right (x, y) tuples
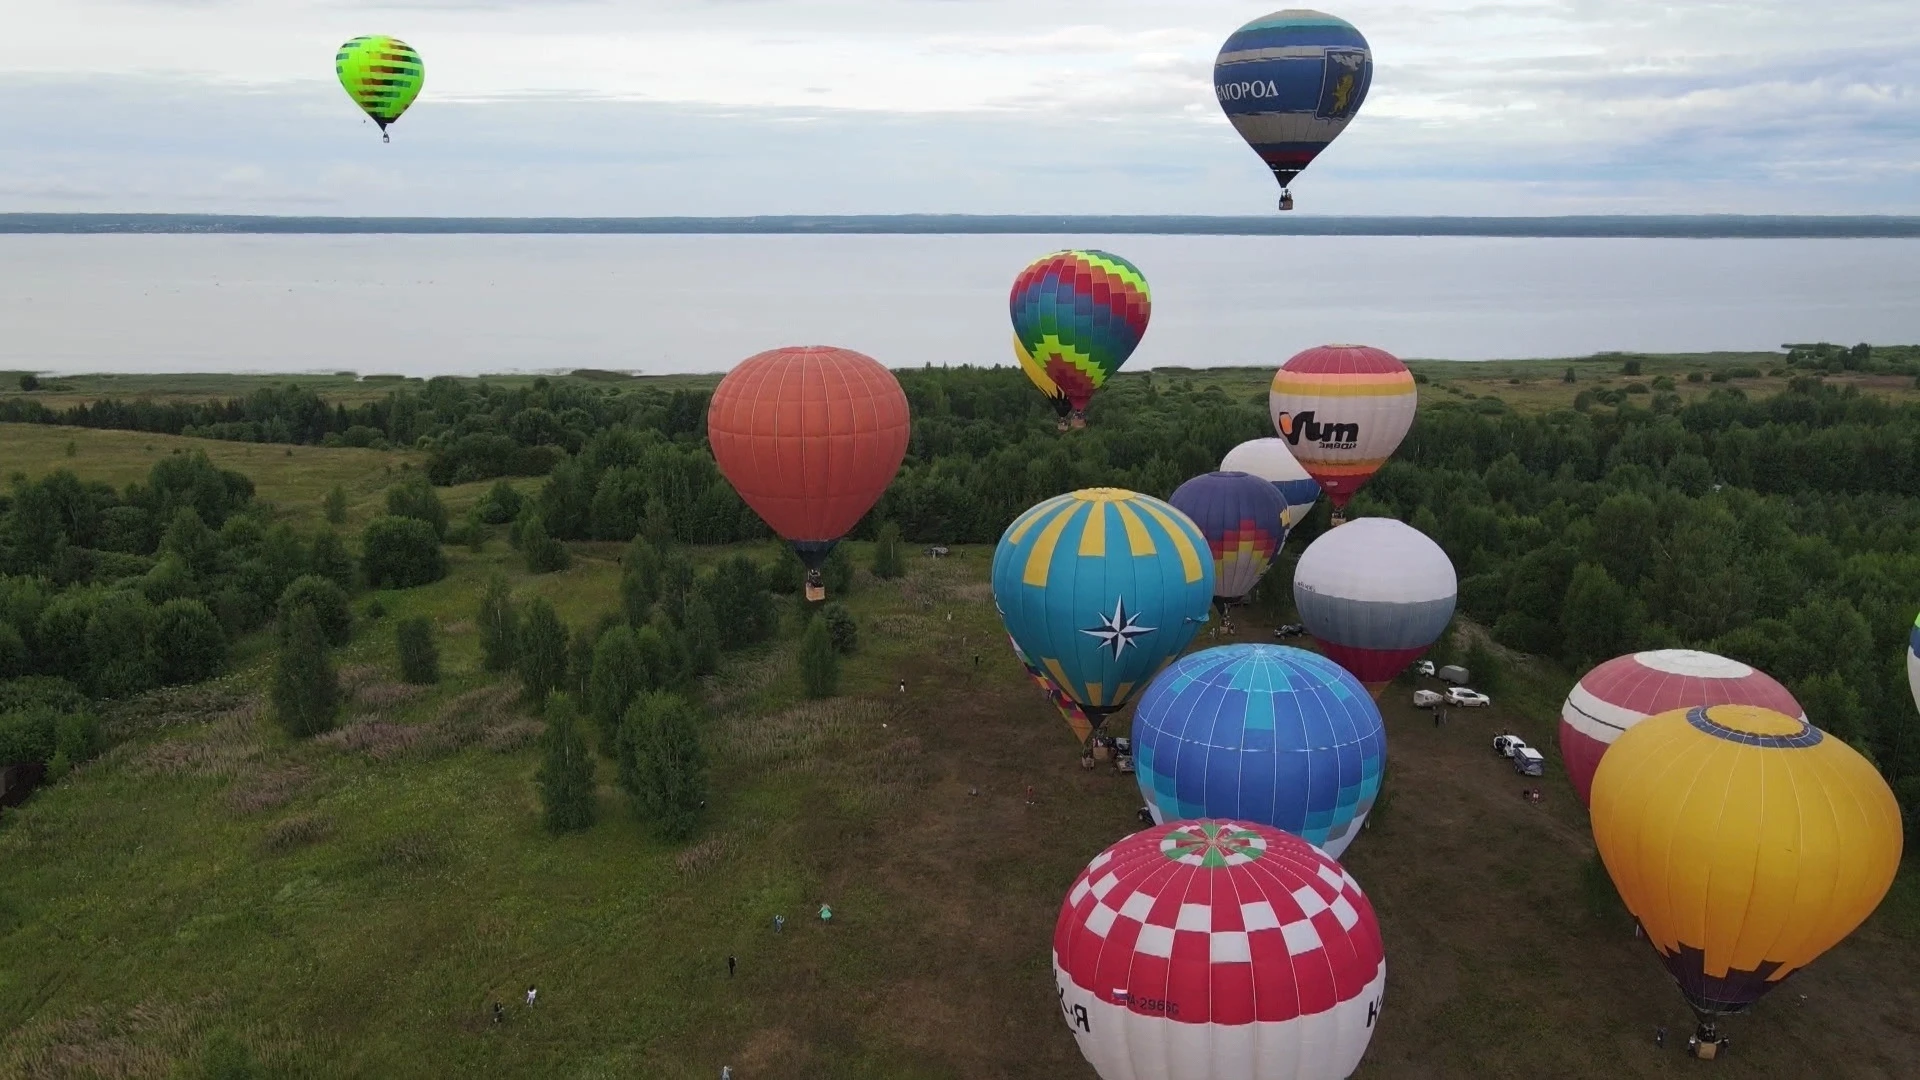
(1687, 1021), (1729, 1060)
(805, 583), (826, 603)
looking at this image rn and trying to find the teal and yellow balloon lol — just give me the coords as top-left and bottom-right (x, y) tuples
(1010, 251), (1151, 427)
(992, 489), (1213, 732)
(336, 36), (424, 142)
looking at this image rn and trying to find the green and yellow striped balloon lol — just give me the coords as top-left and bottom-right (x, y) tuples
(335, 36), (424, 141)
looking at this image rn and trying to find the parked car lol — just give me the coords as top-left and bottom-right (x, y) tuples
(1445, 687), (1491, 707)
(1415, 660), (1436, 677)
(1493, 734), (1528, 758)
(1437, 665), (1470, 685)
(1512, 747), (1546, 776)
(1273, 624), (1305, 639)
(1413, 689), (1443, 709)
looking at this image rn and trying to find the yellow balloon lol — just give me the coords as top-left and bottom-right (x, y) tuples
(1591, 705), (1903, 1018)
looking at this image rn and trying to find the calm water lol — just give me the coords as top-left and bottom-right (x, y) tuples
(3, 235), (1917, 375)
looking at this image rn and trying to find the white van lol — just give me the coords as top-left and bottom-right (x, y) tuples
(1513, 747), (1546, 776)
(1413, 690), (1443, 708)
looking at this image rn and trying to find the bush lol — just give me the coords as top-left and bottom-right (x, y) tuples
(18, 373), (38, 392)
(384, 477), (448, 538)
(477, 480), (524, 525)
(536, 694), (597, 834)
(360, 516), (446, 589)
(1462, 637), (1504, 696)
(1622, 359), (1642, 376)
(478, 573), (519, 673)
(617, 691), (707, 842)
(55, 709), (102, 765)
(1687, 371), (1704, 383)
(872, 521), (906, 580)
(273, 605), (340, 737)
(822, 543), (855, 596)
(821, 601), (859, 655)
(153, 598), (226, 685)
(1650, 375), (1675, 391)
(1623, 382), (1649, 395)
(681, 592), (720, 677)
(323, 485), (348, 526)
(309, 529), (356, 590)
(588, 626), (645, 752)
(396, 616), (439, 685)
(517, 598), (570, 703)
(278, 575), (352, 647)
(86, 590), (157, 698)
(521, 515), (571, 574)
(0, 620), (25, 679)
(799, 614), (839, 698)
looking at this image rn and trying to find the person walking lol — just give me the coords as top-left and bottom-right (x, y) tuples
(727, 955), (736, 978)
(525, 985), (537, 1007)
(773, 914), (785, 933)
(898, 679), (907, 694)
(722, 1067), (734, 1080)
(492, 1001), (504, 1026)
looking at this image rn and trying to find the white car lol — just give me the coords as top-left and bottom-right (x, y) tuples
(1512, 747), (1546, 777)
(1446, 687), (1491, 708)
(1415, 660), (1436, 677)
(1493, 734), (1527, 758)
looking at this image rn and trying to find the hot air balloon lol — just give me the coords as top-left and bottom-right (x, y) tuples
(1010, 632), (1096, 745)
(993, 489), (1213, 732)
(1168, 472), (1289, 624)
(336, 36), (425, 142)
(1221, 437), (1322, 536)
(1133, 645), (1385, 858)
(707, 347), (910, 601)
(1909, 610), (1919, 717)
(1560, 650), (1804, 808)
(1214, 10), (1372, 211)
(1010, 251), (1151, 428)
(1055, 820), (1385, 1080)
(1269, 345), (1415, 524)
(1014, 336), (1074, 427)
(1592, 705), (1903, 1057)
(1293, 518), (1455, 697)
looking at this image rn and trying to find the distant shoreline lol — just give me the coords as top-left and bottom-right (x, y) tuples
(5, 214), (1920, 239)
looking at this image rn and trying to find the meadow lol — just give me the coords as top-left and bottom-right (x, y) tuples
(1, 370), (1917, 1078)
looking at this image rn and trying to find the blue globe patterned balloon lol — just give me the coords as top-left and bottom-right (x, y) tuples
(1132, 644), (1385, 858)
(993, 489), (1214, 726)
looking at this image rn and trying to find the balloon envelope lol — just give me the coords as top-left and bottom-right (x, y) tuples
(1591, 706), (1903, 1016)
(1133, 645), (1385, 858)
(707, 347), (910, 568)
(1168, 472), (1289, 603)
(1221, 438), (1322, 533)
(993, 489), (1213, 724)
(1293, 518), (1455, 693)
(1055, 820), (1385, 1080)
(1560, 650), (1803, 807)
(1010, 632), (1096, 744)
(1269, 345), (1415, 509)
(335, 36), (424, 133)
(1010, 251), (1151, 414)
(1214, 10), (1372, 196)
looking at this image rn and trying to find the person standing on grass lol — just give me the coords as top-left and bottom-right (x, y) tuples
(727, 955), (736, 977)
(722, 1067), (733, 1080)
(526, 985), (537, 1007)
(773, 914), (785, 933)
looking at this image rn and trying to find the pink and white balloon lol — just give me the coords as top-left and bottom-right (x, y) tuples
(1054, 820), (1385, 1080)
(1560, 649), (1803, 807)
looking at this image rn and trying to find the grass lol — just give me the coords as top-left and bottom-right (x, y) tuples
(2, 431), (1918, 1077)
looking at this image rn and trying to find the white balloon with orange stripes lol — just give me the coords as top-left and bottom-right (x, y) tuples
(1267, 345), (1415, 516)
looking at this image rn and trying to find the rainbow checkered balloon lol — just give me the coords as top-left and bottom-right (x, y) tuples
(1010, 250), (1151, 417)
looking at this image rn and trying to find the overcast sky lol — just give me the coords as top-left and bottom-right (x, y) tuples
(4, 0), (1916, 216)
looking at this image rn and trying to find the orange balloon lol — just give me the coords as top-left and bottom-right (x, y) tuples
(707, 347), (910, 570)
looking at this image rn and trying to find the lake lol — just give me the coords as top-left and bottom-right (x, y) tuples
(4, 234), (1916, 375)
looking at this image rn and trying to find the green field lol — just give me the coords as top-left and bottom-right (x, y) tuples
(2, 385), (1918, 1078)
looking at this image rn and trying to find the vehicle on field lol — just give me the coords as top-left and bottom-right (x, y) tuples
(1415, 660), (1435, 677)
(1437, 664), (1470, 685)
(1413, 689), (1443, 708)
(1493, 733), (1527, 758)
(1446, 687), (1491, 707)
(1273, 623), (1305, 639)
(1513, 747), (1546, 776)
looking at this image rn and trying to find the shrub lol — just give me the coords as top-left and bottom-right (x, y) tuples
(799, 614), (839, 698)
(384, 477), (448, 538)
(1462, 637), (1504, 696)
(588, 625), (645, 752)
(309, 529), (356, 590)
(617, 691), (707, 842)
(478, 573), (519, 673)
(273, 605), (340, 738)
(85, 590), (157, 698)
(323, 485), (348, 526)
(0, 620), (25, 679)
(360, 516), (446, 589)
(1623, 382), (1649, 395)
(1622, 359), (1642, 376)
(536, 694), (597, 834)
(821, 601), (858, 655)
(517, 598), (570, 704)
(278, 575), (352, 647)
(872, 521), (906, 580)
(1687, 371), (1705, 383)
(153, 598), (226, 685)
(477, 480), (524, 525)
(681, 592), (720, 677)
(396, 617), (439, 685)
(18, 373), (38, 392)
(1650, 375), (1675, 391)
(521, 514), (570, 574)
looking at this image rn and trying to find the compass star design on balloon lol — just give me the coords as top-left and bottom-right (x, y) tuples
(1082, 597), (1157, 658)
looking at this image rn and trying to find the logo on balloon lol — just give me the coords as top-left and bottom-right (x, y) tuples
(1082, 598), (1157, 659)
(1274, 410), (1360, 450)
(1215, 79), (1281, 102)
(1318, 49), (1369, 120)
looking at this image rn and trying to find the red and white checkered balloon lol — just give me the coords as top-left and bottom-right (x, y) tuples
(1053, 820), (1386, 1080)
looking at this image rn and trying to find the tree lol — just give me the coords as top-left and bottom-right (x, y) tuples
(272, 605), (339, 737)
(588, 625), (645, 752)
(161, 507), (221, 576)
(634, 620), (681, 691)
(384, 476), (448, 538)
(1795, 672), (1866, 748)
(822, 543), (855, 595)
(521, 514), (571, 574)
(517, 598), (570, 703)
(18, 373), (38, 392)
(799, 614), (839, 698)
(477, 573), (519, 673)
(821, 601), (859, 655)
(153, 599), (226, 685)
(0, 621), (25, 679)
(278, 575), (352, 647)
(566, 622), (597, 703)
(1559, 563), (1642, 671)
(85, 590), (157, 698)
(536, 693), (597, 834)
(871, 520), (906, 579)
(1463, 637), (1503, 696)
(323, 485), (348, 526)
(681, 591), (720, 677)
(1622, 358), (1643, 376)
(396, 616), (439, 685)
(707, 555), (773, 649)
(360, 516), (446, 588)
(617, 691), (707, 842)
(477, 480), (524, 525)
(620, 536), (663, 626)
(1562, 367), (1576, 384)
(309, 529), (355, 590)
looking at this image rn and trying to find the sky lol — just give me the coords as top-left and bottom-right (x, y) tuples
(3, 0), (1917, 216)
